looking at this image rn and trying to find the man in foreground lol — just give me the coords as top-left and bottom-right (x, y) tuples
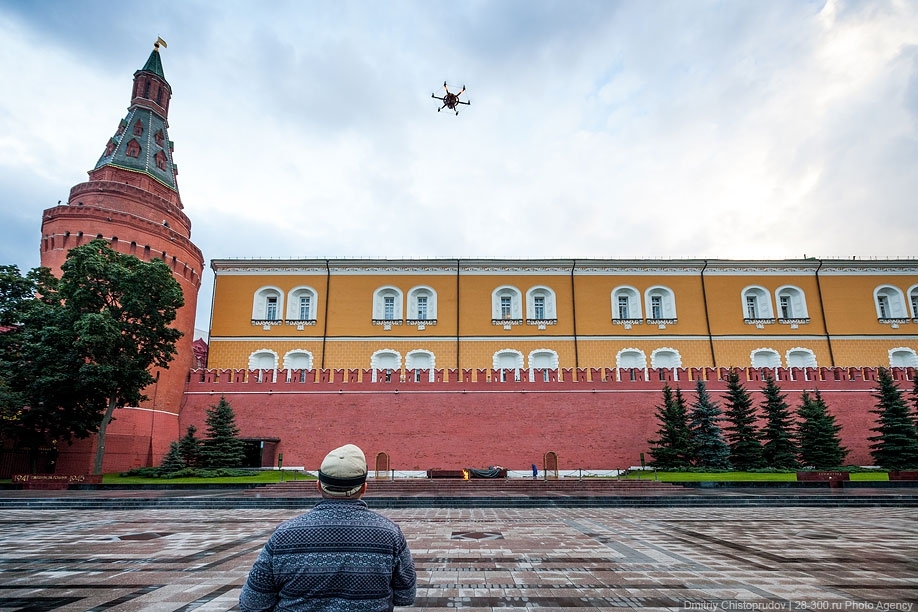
(240, 444), (416, 611)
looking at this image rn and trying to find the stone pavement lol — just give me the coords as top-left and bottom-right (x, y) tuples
(0, 505), (915, 611)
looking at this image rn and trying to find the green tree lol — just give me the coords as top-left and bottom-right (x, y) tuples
(797, 390), (848, 469)
(159, 440), (186, 473)
(760, 373), (799, 469)
(689, 380), (732, 469)
(868, 368), (918, 470)
(722, 370), (765, 470)
(1, 241), (184, 474)
(200, 396), (245, 468)
(647, 385), (694, 469)
(178, 424), (202, 468)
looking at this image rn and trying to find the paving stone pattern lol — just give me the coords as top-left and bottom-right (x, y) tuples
(0, 507), (915, 611)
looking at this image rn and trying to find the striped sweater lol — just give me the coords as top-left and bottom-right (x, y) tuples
(240, 499), (416, 611)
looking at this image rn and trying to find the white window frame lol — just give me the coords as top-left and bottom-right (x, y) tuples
(406, 286), (437, 321)
(644, 286), (676, 321)
(528, 349), (559, 381)
(282, 349), (314, 371)
(611, 286), (642, 320)
(616, 347), (647, 370)
(650, 348), (682, 369)
(751, 348), (782, 368)
(372, 286), (403, 321)
(406, 349), (436, 381)
(287, 286), (318, 321)
(786, 347), (817, 369)
(248, 349), (279, 382)
(252, 286), (284, 322)
(370, 349), (402, 382)
(889, 347), (918, 368)
(741, 286), (774, 320)
(492, 286), (523, 321)
(493, 349), (524, 381)
(526, 286), (557, 321)
(774, 285), (808, 320)
(874, 286), (907, 319)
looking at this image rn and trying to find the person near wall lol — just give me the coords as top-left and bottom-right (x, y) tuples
(239, 443), (416, 611)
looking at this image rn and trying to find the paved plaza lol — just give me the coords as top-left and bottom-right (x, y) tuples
(0, 505), (915, 611)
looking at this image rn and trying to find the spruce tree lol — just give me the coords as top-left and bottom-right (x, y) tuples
(688, 380), (732, 469)
(159, 440), (186, 474)
(647, 384), (694, 469)
(797, 390), (848, 469)
(178, 425), (202, 468)
(200, 396), (246, 468)
(760, 373), (799, 469)
(722, 370), (765, 470)
(868, 368), (918, 470)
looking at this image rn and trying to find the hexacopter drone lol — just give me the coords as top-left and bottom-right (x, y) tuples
(432, 82), (470, 115)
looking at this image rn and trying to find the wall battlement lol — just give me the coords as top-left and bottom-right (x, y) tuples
(186, 366), (915, 392)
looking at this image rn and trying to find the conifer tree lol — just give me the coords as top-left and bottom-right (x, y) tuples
(797, 390), (848, 469)
(178, 424), (201, 468)
(159, 440), (186, 473)
(647, 384), (694, 469)
(200, 396), (246, 468)
(689, 380), (732, 469)
(868, 368), (918, 470)
(760, 373), (799, 469)
(722, 370), (765, 470)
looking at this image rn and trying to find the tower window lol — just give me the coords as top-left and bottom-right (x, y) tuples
(133, 120), (144, 136)
(154, 130), (165, 147)
(126, 139), (141, 158)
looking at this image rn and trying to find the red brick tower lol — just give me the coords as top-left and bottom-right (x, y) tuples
(39, 40), (204, 473)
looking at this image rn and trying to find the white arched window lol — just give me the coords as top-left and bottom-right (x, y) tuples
(494, 349), (524, 381)
(908, 285), (918, 319)
(650, 348), (682, 369)
(644, 286), (677, 326)
(874, 286), (907, 320)
(611, 286), (642, 324)
(751, 348), (781, 368)
(528, 349), (558, 381)
(287, 286), (318, 324)
(526, 286), (557, 328)
(249, 349), (278, 382)
(889, 347), (918, 368)
(786, 347), (817, 368)
(282, 349), (313, 371)
(406, 286), (437, 325)
(492, 286), (523, 327)
(406, 349), (435, 381)
(775, 286), (809, 323)
(370, 349), (401, 382)
(616, 348), (647, 369)
(742, 286), (774, 323)
(252, 286), (284, 324)
(372, 286), (403, 328)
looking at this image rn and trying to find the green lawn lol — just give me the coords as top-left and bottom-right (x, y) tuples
(623, 470), (889, 482)
(103, 470), (315, 485)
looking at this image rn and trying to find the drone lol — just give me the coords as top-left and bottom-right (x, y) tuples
(432, 82), (470, 115)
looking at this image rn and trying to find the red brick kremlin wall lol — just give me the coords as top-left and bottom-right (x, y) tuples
(179, 366), (915, 471)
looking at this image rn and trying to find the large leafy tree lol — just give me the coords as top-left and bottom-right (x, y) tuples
(759, 373), (799, 469)
(722, 370), (765, 470)
(797, 390), (848, 469)
(689, 380), (732, 469)
(199, 396), (246, 468)
(2, 240), (184, 474)
(647, 384), (694, 469)
(868, 368), (918, 470)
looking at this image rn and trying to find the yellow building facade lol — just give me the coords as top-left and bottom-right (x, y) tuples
(206, 258), (918, 373)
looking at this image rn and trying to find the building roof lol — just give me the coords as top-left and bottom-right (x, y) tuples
(92, 48), (177, 190)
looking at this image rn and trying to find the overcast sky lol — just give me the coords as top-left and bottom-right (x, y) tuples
(1, 0), (917, 332)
